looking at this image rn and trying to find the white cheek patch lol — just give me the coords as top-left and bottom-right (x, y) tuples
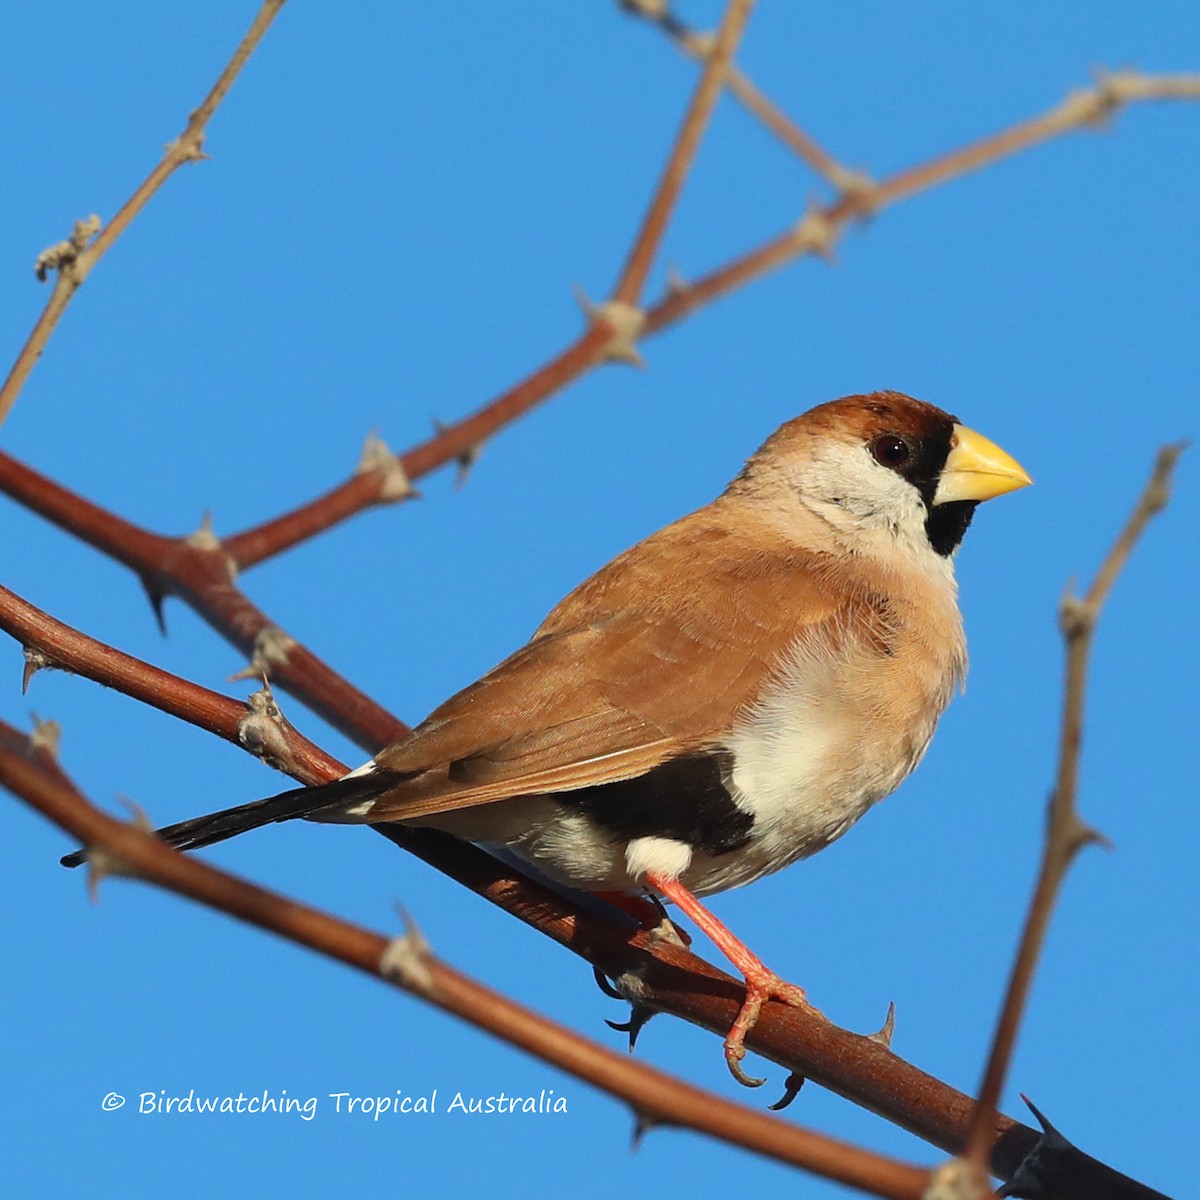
(624, 836), (693, 881)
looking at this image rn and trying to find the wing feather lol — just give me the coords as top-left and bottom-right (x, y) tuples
(367, 516), (867, 821)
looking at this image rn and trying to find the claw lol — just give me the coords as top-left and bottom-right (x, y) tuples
(725, 1044), (766, 1089)
(592, 966), (623, 999)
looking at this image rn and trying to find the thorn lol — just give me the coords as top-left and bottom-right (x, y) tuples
(29, 713), (62, 759)
(185, 510), (221, 550)
(118, 795), (155, 834)
(34, 214), (101, 282)
(379, 907), (436, 994)
(431, 419), (484, 488)
(22, 647), (63, 694)
(592, 966), (623, 1000)
(630, 1110), (660, 1151)
(867, 1001), (896, 1048)
(138, 575), (169, 634)
(358, 431), (418, 501)
(1065, 811), (1113, 855)
(229, 625), (296, 683)
(768, 1071), (805, 1111)
(1000, 1096), (1077, 1198)
(1020, 1094), (1065, 1141)
(604, 1003), (656, 1051)
(573, 288), (646, 366)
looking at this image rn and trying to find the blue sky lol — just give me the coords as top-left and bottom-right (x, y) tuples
(2, 4), (1197, 1198)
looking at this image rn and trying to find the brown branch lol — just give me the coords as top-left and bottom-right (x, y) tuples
(0, 583), (339, 787)
(1, 582), (1165, 1199)
(643, 69), (1200, 334)
(611, 0), (755, 307)
(0, 452), (406, 751)
(0, 0), (288, 433)
(0, 730), (929, 1200)
(619, 0), (870, 193)
(962, 445), (1186, 1175)
(143, 69), (1200, 571)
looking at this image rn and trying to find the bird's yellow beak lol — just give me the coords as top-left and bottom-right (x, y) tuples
(934, 424), (1032, 504)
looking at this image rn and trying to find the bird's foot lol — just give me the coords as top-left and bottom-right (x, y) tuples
(723, 969), (820, 1088)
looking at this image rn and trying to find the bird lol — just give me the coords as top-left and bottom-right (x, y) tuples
(63, 390), (1030, 1084)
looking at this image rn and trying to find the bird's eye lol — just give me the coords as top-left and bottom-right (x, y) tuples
(870, 435), (911, 469)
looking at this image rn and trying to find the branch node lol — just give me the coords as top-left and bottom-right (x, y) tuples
(237, 682), (295, 771)
(867, 1000), (897, 1048)
(791, 205), (840, 262)
(183, 513), (239, 581)
(1056, 591), (1094, 641)
(79, 803), (153, 902)
(34, 215), (102, 283)
(166, 129), (208, 164)
(22, 646), (65, 694)
(358, 432), (418, 502)
(832, 168), (879, 211)
(575, 289), (647, 366)
(379, 908), (436, 995)
(922, 1158), (992, 1200)
(29, 713), (62, 759)
(229, 625), (296, 682)
(1060, 69), (1132, 132)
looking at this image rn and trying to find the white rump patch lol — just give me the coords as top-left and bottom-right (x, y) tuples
(339, 758), (379, 817)
(624, 836), (693, 881)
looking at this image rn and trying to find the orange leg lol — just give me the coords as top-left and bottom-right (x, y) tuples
(646, 872), (818, 1087)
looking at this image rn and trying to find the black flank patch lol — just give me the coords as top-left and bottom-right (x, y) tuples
(559, 752), (753, 857)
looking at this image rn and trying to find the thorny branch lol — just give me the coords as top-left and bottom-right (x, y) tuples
(0, 725), (929, 1200)
(0, 0), (289, 433)
(618, 0), (870, 193)
(0, 4), (1192, 1198)
(0, 582), (1171, 1200)
(961, 446), (1186, 1177)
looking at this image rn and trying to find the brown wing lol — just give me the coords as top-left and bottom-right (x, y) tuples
(366, 515), (850, 821)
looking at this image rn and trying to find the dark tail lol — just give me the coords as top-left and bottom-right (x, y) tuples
(60, 771), (395, 869)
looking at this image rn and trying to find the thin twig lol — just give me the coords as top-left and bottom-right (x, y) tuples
(643, 70), (1200, 334)
(619, 0), (869, 192)
(962, 445), (1186, 1172)
(0, 583), (338, 786)
(611, 0), (755, 306)
(0, 734), (929, 1200)
(0, 0), (288, 433)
